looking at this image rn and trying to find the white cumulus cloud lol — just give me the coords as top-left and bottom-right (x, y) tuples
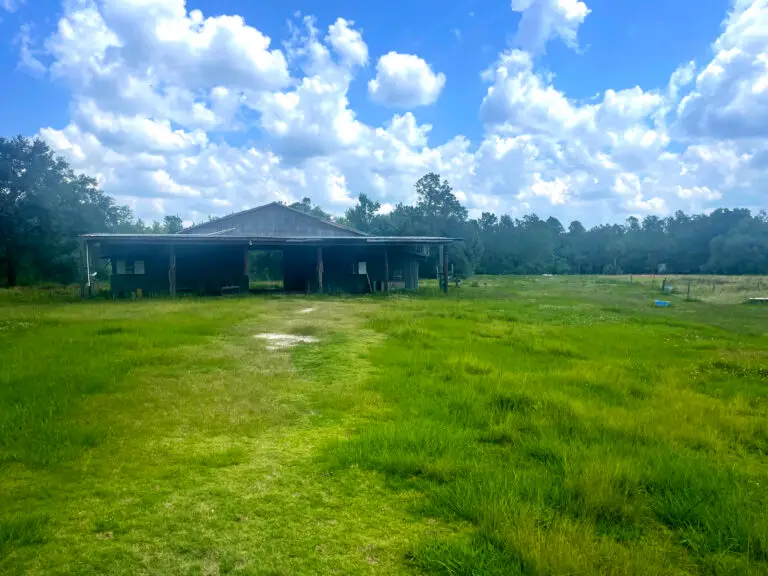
(26, 0), (768, 225)
(15, 23), (46, 76)
(368, 52), (446, 108)
(677, 0), (768, 139)
(511, 0), (591, 54)
(326, 18), (368, 67)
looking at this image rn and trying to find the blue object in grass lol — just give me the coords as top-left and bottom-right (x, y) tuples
(655, 300), (671, 307)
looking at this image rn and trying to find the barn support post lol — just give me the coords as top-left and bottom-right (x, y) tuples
(440, 244), (448, 294)
(243, 244), (251, 293)
(404, 259), (418, 291)
(169, 244), (177, 298)
(384, 249), (390, 292)
(317, 247), (324, 294)
(79, 238), (89, 299)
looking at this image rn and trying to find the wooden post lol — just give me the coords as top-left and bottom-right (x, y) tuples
(317, 247), (324, 294)
(687, 278), (692, 301)
(244, 245), (250, 277)
(652, 274), (656, 289)
(384, 249), (390, 292)
(169, 244), (176, 298)
(79, 238), (88, 299)
(440, 245), (448, 294)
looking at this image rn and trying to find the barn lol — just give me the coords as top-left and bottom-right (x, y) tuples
(79, 202), (455, 298)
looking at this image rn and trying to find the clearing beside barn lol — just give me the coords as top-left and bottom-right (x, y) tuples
(1, 277), (767, 575)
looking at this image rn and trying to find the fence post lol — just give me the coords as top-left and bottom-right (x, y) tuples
(687, 279), (692, 301)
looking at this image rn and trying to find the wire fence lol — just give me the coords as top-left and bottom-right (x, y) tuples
(621, 274), (768, 304)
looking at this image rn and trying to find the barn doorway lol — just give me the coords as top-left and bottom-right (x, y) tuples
(248, 250), (284, 292)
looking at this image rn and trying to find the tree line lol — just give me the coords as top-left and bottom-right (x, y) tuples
(336, 173), (768, 277)
(2, 135), (767, 286)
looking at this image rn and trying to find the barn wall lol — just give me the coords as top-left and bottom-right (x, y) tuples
(180, 204), (361, 238)
(102, 243), (248, 297)
(281, 246), (421, 293)
(108, 248), (169, 297)
(98, 241), (422, 297)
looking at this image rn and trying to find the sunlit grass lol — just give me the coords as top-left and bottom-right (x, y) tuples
(327, 277), (768, 574)
(1, 277), (766, 574)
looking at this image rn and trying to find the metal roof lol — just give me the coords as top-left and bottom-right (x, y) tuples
(80, 233), (456, 246)
(178, 201), (368, 236)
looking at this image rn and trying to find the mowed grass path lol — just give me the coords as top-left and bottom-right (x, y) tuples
(1, 278), (767, 574)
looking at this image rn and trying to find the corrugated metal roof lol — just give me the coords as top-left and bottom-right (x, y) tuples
(80, 233), (457, 246)
(178, 201), (368, 236)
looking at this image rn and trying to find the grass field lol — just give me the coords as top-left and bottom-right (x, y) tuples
(617, 274), (768, 304)
(1, 276), (767, 575)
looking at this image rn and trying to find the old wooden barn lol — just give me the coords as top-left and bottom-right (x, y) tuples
(80, 202), (454, 298)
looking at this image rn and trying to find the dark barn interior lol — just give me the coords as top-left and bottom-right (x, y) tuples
(80, 203), (452, 298)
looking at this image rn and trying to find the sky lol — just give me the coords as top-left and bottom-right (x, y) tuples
(1, 0), (766, 226)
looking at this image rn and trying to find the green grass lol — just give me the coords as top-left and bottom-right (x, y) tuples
(618, 273), (768, 304)
(248, 279), (284, 291)
(1, 277), (767, 574)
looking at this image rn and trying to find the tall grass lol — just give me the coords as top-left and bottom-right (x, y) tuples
(326, 276), (768, 574)
(619, 273), (768, 303)
(1, 277), (766, 574)
(0, 284), (81, 304)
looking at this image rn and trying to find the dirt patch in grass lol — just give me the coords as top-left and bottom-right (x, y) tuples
(253, 333), (318, 350)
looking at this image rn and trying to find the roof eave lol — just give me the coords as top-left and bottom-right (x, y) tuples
(80, 233), (457, 245)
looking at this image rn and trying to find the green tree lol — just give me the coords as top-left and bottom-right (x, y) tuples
(415, 172), (468, 221)
(412, 173), (475, 276)
(164, 215), (183, 233)
(0, 136), (132, 286)
(290, 197), (332, 221)
(343, 193), (381, 233)
(706, 217), (768, 274)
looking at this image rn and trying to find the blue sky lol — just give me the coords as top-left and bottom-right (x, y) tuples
(0, 0), (764, 225)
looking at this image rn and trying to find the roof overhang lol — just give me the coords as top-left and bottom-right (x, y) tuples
(80, 233), (458, 247)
